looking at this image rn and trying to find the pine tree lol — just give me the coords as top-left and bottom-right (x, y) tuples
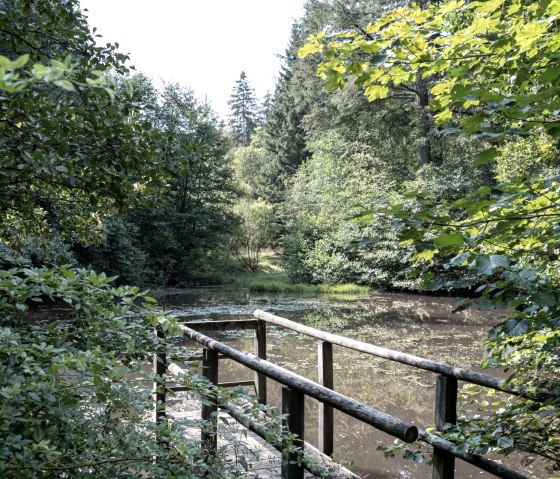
(262, 21), (310, 193)
(258, 90), (273, 125)
(228, 71), (259, 146)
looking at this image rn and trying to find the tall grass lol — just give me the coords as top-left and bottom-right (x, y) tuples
(225, 251), (372, 295)
(240, 274), (371, 294)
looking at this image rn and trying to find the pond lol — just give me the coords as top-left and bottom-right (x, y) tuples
(163, 288), (542, 479)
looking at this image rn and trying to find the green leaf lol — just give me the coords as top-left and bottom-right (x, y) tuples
(0, 55), (12, 68)
(414, 249), (438, 261)
(298, 42), (324, 58)
(434, 108), (452, 124)
(325, 72), (344, 92)
(503, 317), (528, 336)
(53, 79), (75, 91)
(434, 233), (464, 247)
(461, 113), (486, 132)
(452, 301), (472, 313)
(239, 455), (249, 471)
(539, 67), (560, 83)
(441, 127), (461, 135)
(12, 54), (30, 69)
(475, 255), (509, 275)
(400, 229), (421, 241)
(476, 147), (500, 165)
(15, 303), (26, 312)
(449, 252), (471, 266)
(518, 268), (537, 282)
(364, 84), (390, 101)
(475, 444), (489, 455)
(532, 290), (555, 307)
(369, 53), (388, 67)
(497, 436), (514, 449)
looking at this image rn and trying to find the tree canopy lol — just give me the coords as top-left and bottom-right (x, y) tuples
(2, 0), (559, 474)
(0, 0), (168, 248)
(302, 0), (560, 465)
(0, 2), (243, 476)
(301, 0), (560, 141)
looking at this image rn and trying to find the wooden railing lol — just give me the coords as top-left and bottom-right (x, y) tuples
(153, 311), (538, 479)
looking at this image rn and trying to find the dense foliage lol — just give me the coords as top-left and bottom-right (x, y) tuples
(79, 82), (239, 285)
(243, 0), (487, 287)
(0, 0), (166, 249)
(0, 2), (277, 477)
(0, 266), (189, 478)
(3, 0), (559, 475)
(232, 199), (276, 272)
(302, 0), (560, 467)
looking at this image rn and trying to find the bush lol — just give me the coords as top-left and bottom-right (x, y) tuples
(282, 132), (413, 287)
(0, 266), (192, 477)
(232, 199), (276, 272)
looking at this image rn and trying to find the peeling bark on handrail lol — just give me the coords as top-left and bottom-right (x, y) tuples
(253, 310), (538, 398)
(179, 325), (418, 443)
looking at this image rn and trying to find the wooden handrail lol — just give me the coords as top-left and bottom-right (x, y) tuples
(254, 310), (514, 394)
(418, 428), (528, 479)
(168, 361), (359, 479)
(159, 318), (532, 479)
(250, 310), (536, 479)
(179, 324), (419, 443)
(185, 319), (258, 331)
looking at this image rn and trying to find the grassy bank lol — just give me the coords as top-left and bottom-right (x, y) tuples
(231, 271), (371, 295)
(220, 251), (372, 295)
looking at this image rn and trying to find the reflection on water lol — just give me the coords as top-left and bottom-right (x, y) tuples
(163, 289), (541, 479)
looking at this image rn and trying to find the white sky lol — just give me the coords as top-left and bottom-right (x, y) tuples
(80, 1), (306, 120)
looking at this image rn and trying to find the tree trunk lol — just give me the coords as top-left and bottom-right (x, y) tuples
(415, 69), (433, 167)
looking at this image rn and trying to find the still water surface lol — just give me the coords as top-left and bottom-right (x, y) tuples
(163, 289), (541, 479)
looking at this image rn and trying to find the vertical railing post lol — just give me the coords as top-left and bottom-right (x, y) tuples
(153, 326), (166, 425)
(433, 375), (458, 479)
(254, 319), (267, 404)
(318, 340), (334, 456)
(201, 347), (219, 454)
(281, 387), (305, 479)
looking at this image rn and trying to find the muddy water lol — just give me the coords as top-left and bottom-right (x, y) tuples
(164, 289), (541, 479)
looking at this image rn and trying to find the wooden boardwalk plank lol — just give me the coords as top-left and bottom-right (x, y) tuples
(167, 392), (350, 478)
(168, 392), (283, 478)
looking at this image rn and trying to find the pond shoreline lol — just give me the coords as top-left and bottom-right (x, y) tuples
(163, 287), (536, 479)
(156, 280), (486, 301)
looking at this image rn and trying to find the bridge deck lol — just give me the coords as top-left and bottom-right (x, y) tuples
(173, 409), (283, 478)
(167, 391), (352, 478)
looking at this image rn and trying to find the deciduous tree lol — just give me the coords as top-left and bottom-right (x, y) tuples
(302, 0), (560, 465)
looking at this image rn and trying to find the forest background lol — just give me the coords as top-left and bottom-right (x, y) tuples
(0, 0), (559, 477)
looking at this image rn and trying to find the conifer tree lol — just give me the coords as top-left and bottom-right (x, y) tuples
(259, 90), (273, 125)
(228, 71), (259, 146)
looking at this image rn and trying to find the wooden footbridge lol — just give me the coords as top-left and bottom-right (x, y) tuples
(153, 310), (541, 479)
